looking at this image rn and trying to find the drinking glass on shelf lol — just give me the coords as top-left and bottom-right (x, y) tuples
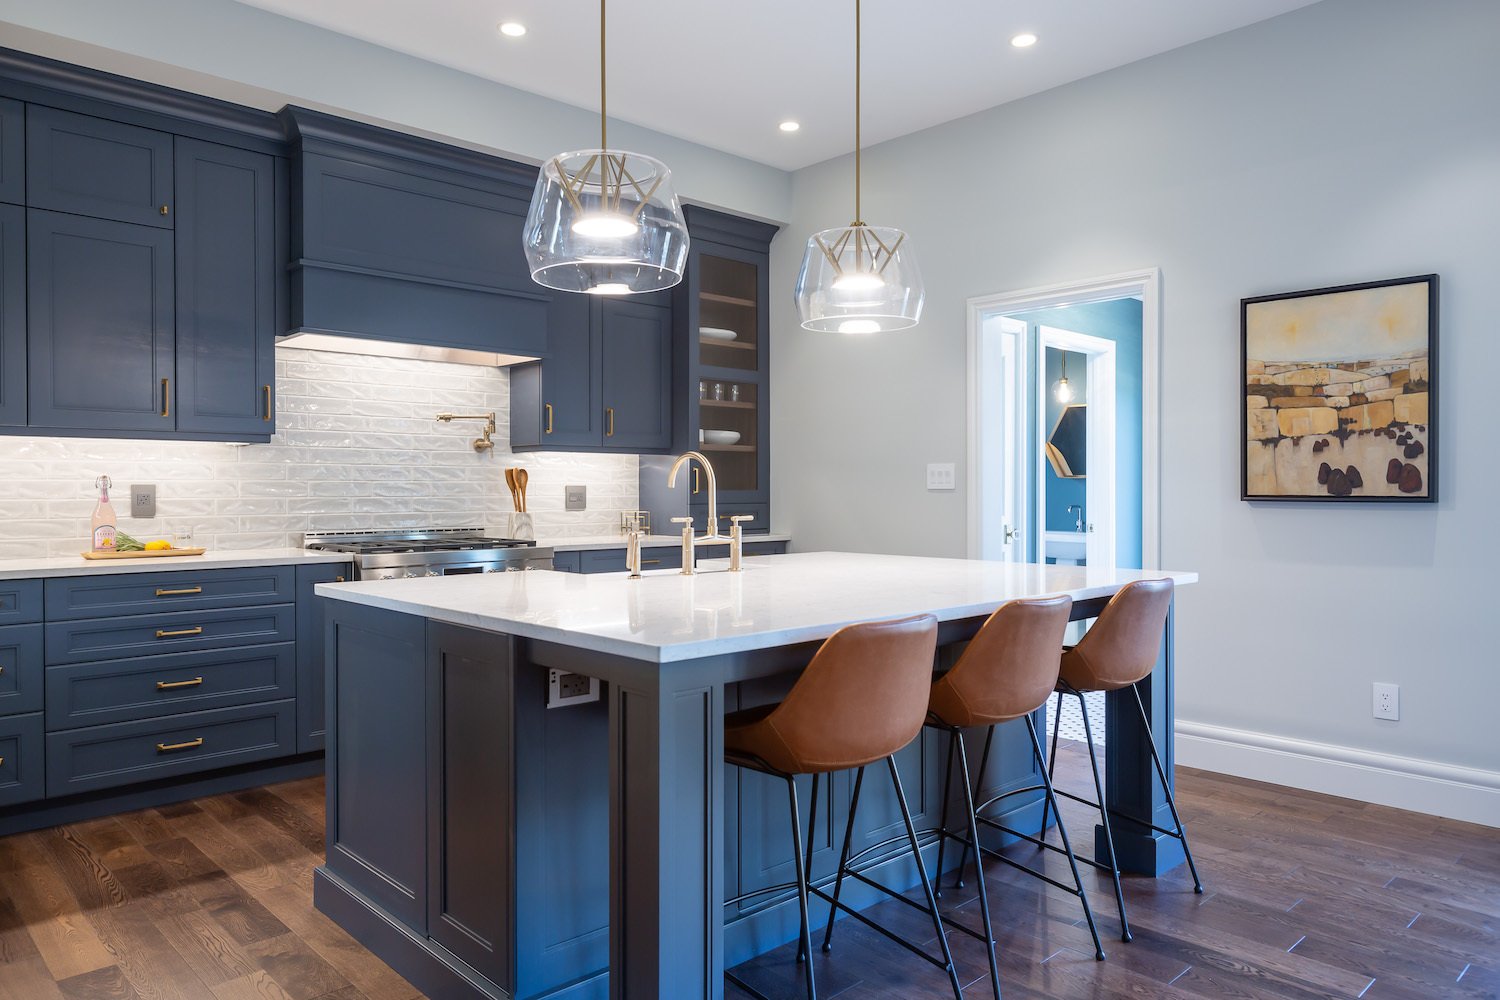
(712, 382), (725, 400)
(698, 380), (707, 399)
(729, 384), (741, 402)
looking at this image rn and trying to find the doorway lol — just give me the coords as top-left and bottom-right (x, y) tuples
(1036, 326), (1117, 569)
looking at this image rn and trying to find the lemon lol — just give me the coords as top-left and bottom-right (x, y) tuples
(145, 539), (172, 551)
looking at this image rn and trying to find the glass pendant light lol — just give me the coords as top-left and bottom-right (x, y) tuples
(1053, 352), (1074, 403)
(795, 0), (923, 333)
(523, 0), (688, 295)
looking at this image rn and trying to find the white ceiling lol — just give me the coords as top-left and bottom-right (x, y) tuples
(230, 0), (1320, 171)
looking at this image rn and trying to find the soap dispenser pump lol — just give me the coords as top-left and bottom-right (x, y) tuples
(91, 475), (118, 551)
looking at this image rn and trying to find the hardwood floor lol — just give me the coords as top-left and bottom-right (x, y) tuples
(0, 744), (1493, 1000)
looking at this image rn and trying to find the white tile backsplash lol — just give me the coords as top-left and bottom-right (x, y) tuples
(0, 347), (639, 559)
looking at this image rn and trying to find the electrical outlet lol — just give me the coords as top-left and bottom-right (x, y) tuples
(565, 484), (587, 511)
(130, 484), (156, 519)
(1373, 682), (1399, 721)
(926, 463), (956, 491)
(548, 669), (600, 708)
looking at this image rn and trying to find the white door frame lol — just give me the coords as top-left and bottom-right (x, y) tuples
(966, 267), (1162, 569)
(1038, 327), (1116, 568)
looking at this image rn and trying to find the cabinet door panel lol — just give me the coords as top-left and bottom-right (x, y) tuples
(539, 293), (600, 447)
(26, 106), (173, 228)
(0, 713), (43, 808)
(0, 203), (23, 426)
(428, 624), (513, 990)
(295, 562), (348, 753)
(600, 299), (671, 451)
(0, 98), (22, 206)
(175, 139), (278, 436)
(27, 210), (175, 432)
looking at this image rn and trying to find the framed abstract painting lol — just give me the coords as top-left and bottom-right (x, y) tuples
(1242, 274), (1437, 502)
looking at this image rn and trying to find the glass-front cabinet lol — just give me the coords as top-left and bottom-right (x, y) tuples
(695, 250), (762, 497)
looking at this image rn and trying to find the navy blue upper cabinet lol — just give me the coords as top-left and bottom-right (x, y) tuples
(26, 106), (174, 228)
(282, 108), (548, 360)
(27, 210), (175, 433)
(174, 139), (279, 436)
(535, 292), (599, 448)
(0, 98), (22, 205)
(0, 203), (23, 426)
(601, 299), (671, 451)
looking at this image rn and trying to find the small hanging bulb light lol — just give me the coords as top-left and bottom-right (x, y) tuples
(1053, 353), (1074, 403)
(522, 0), (688, 295)
(794, 0), (924, 333)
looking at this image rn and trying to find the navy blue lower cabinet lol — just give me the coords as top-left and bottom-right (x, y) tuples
(295, 563), (348, 753)
(0, 623), (44, 717)
(25, 105), (175, 228)
(0, 712), (44, 807)
(0, 579), (42, 626)
(26, 209), (175, 433)
(577, 546), (681, 575)
(0, 97), (22, 206)
(324, 603), (428, 933)
(174, 138), (279, 438)
(0, 202), (24, 427)
(45, 604), (295, 665)
(427, 623), (514, 991)
(44, 698), (296, 798)
(45, 565), (294, 620)
(44, 642), (296, 731)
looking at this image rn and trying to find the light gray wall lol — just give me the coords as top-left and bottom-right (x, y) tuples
(772, 0), (1499, 774)
(0, 0), (792, 223)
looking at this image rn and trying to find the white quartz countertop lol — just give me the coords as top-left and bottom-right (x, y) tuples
(0, 548), (351, 580)
(542, 533), (791, 552)
(317, 551), (1197, 663)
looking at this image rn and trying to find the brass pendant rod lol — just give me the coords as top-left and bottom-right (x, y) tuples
(853, 0), (862, 226)
(600, 0), (608, 152)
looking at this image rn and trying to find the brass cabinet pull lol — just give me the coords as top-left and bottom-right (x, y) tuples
(544, 403), (554, 434)
(263, 384), (273, 421)
(606, 407), (615, 437)
(641, 559), (661, 566)
(335, 575), (345, 583)
(156, 738), (203, 753)
(693, 467), (701, 495)
(161, 378), (171, 418)
(155, 586), (202, 597)
(156, 676), (204, 691)
(160, 204), (170, 216)
(0, 756), (4, 766)
(155, 627), (203, 639)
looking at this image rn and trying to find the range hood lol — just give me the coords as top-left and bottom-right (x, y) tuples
(281, 107), (550, 369)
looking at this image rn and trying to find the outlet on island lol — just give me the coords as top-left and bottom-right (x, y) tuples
(548, 668), (600, 708)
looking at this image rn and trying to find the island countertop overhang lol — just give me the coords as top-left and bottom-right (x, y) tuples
(314, 552), (1197, 664)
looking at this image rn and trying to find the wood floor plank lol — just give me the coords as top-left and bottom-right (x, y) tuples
(246, 932), (355, 1000)
(0, 954), (69, 1000)
(210, 969), (296, 1000)
(55, 964), (143, 1000)
(5, 852), (117, 982)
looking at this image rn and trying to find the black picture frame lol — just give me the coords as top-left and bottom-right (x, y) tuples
(1241, 274), (1437, 503)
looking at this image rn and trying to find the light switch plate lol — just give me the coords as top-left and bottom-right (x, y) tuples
(926, 463), (956, 491)
(130, 484), (156, 519)
(565, 485), (587, 511)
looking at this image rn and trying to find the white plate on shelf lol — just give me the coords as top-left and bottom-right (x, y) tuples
(700, 430), (742, 446)
(700, 327), (738, 342)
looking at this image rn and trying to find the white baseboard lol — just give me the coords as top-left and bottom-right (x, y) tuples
(1174, 720), (1500, 829)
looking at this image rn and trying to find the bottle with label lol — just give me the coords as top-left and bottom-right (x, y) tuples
(91, 475), (118, 551)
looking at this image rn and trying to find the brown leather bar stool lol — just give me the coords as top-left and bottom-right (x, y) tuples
(926, 594), (1107, 989)
(723, 614), (964, 1000)
(1039, 578), (1205, 944)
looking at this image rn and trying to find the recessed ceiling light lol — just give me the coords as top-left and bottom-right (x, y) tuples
(779, 120), (801, 133)
(1010, 32), (1037, 48)
(498, 21), (527, 38)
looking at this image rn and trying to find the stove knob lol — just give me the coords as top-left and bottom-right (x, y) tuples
(426, 571), (440, 577)
(405, 571), (421, 579)
(485, 568), (500, 573)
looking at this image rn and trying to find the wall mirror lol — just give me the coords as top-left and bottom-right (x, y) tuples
(1046, 403), (1087, 478)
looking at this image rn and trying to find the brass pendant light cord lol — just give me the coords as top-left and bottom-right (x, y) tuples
(600, 0), (608, 152)
(853, 0), (861, 225)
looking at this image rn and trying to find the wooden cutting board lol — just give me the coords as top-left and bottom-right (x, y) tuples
(80, 548), (207, 560)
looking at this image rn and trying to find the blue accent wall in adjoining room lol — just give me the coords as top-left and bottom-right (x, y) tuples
(1014, 298), (1144, 568)
(1043, 347), (1089, 534)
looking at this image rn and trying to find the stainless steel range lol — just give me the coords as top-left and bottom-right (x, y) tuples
(304, 528), (553, 581)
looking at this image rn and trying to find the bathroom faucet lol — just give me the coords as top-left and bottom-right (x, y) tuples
(1068, 504), (1084, 533)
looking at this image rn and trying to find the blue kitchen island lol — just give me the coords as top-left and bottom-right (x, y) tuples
(314, 552), (1197, 1000)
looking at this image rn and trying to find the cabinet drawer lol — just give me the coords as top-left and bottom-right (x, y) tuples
(578, 546), (681, 575)
(26, 105), (174, 228)
(45, 566), (295, 620)
(46, 642), (295, 731)
(46, 699), (295, 798)
(741, 541), (788, 558)
(45, 604), (295, 665)
(691, 502), (769, 535)
(0, 624), (43, 717)
(0, 579), (42, 625)
(0, 712), (44, 807)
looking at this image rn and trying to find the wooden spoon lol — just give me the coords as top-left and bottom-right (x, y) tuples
(515, 468), (529, 513)
(504, 468), (519, 512)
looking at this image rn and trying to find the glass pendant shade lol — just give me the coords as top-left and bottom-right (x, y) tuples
(524, 149), (688, 295)
(1053, 376), (1074, 403)
(796, 224), (923, 332)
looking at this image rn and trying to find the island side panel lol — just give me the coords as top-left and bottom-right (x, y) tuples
(1102, 595), (1186, 876)
(610, 666), (726, 1000)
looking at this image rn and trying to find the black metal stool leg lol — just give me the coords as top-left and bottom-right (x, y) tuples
(1076, 688), (1132, 942)
(820, 765), (866, 953)
(954, 732), (1004, 999)
(934, 729), (957, 898)
(784, 774), (817, 1000)
(1131, 684), (1204, 893)
(1025, 714), (1105, 961)
(952, 723), (995, 889)
(1039, 692), (1064, 841)
(798, 772), (820, 962)
(887, 755), (965, 1000)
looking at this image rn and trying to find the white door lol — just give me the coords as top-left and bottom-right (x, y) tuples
(969, 314), (1027, 561)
